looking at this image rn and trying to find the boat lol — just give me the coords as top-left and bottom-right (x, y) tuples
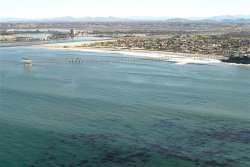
(21, 58), (32, 64)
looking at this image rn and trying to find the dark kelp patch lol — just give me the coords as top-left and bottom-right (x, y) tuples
(29, 133), (152, 167)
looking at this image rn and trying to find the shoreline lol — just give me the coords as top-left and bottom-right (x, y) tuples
(32, 40), (227, 65)
(34, 39), (116, 48)
(2, 40), (249, 65)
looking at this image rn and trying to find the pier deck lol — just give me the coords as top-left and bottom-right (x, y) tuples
(22, 55), (223, 65)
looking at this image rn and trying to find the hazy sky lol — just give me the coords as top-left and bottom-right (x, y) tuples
(0, 0), (249, 18)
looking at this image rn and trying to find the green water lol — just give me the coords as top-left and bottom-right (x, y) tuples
(0, 47), (250, 167)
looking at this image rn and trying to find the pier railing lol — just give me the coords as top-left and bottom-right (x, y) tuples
(22, 55), (224, 65)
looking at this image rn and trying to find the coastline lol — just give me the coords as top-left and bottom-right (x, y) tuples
(2, 39), (248, 65)
(34, 39), (116, 48)
(33, 40), (227, 65)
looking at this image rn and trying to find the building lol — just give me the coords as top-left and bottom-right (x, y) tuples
(70, 29), (75, 37)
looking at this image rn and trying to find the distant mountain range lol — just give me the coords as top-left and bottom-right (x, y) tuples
(1, 15), (250, 23)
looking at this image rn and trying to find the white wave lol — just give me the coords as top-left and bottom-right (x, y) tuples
(226, 63), (250, 67)
(173, 58), (221, 65)
(117, 50), (179, 58)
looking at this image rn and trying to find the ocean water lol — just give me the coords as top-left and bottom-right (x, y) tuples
(0, 47), (250, 167)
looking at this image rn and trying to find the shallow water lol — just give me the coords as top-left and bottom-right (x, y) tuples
(0, 47), (250, 167)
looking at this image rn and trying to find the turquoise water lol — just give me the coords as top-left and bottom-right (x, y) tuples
(0, 47), (250, 167)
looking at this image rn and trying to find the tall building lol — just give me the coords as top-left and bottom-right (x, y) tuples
(70, 29), (75, 36)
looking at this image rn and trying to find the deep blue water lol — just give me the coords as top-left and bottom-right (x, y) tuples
(0, 47), (250, 167)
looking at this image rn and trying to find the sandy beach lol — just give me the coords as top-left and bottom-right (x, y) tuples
(33, 39), (226, 64)
(34, 39), (116, 48)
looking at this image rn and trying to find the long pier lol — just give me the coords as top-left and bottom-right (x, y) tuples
(22, 55), (225, 65)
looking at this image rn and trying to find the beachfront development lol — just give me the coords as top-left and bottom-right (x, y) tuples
(1, 22), (249, 64)
(34, 33), (249, 64)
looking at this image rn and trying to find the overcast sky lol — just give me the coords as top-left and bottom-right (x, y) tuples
(0, 0), (249, 18)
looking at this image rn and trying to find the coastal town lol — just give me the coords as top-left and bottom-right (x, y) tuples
(1, 22), (250, 64)
(83, 32), (249, 55)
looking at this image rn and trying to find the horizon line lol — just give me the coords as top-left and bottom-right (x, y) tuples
(1, 14), (250, 19)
